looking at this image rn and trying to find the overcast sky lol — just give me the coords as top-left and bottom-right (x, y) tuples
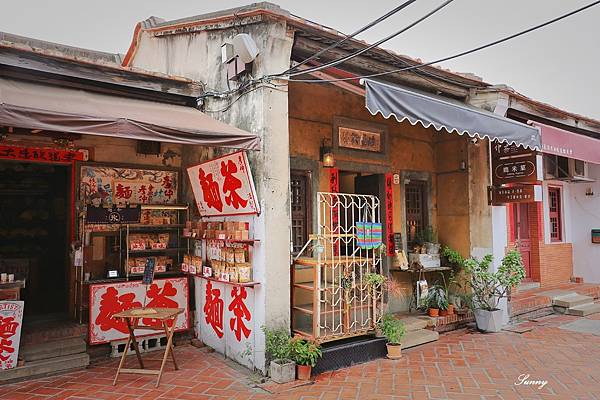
(2, 0), (599, 119)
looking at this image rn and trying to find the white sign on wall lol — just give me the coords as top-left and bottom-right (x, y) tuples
(193, 276), (256, 369)
(0, 301), (24, 370)
(89, 278), (189, 345)
(187, 151), (260, 217)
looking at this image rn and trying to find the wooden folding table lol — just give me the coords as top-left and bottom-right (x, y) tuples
(112, 307), (183, 387)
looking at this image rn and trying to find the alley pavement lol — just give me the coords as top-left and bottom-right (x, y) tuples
(2, 313), (600, 400)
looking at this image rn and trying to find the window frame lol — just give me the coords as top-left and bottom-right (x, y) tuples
(548, 186), (563, 243)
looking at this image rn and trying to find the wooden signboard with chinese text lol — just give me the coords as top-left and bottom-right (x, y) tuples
(489, 184), (542, 205)
(187, 151), (259, 217)
(338, 127), (382, 152)
(592, 229), (600, 244)
(0, 301), (24, 370)
(491, 142), (542, 186)
(88, 277), (189, 345)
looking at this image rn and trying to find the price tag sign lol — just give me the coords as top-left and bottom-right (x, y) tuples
(143, 258), (156, 285)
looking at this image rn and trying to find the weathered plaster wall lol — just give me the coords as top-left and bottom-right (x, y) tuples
(131, 20), (293, 372)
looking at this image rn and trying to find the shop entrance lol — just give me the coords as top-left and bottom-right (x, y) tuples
(0, 160), (70, 317)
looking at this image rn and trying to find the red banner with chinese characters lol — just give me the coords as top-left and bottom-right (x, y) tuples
(384, 174), (394, 256)
(0, 145), (84, 164)
(187, 151), (260, 217)
(88, 278), (189, 345)
(329, 168), (340, 255)
(0, 301), (24, 370)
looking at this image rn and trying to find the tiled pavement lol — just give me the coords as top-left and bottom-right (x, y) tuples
(3, 313), (600, 400)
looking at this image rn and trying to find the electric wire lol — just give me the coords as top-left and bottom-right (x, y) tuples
(279, 0), (456, 78)
(283, 0), (418, 75)
(282, 0), (600, 84)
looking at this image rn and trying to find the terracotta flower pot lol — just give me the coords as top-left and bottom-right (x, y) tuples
(386, 343), (402, 359)
(439, 309), (448, 316)
(447, 304), (455, 315)
(428, 308), (439, 317)
(296, 364), (312, 380)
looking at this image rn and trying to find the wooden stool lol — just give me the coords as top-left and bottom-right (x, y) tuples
(112, 307), (183, 387)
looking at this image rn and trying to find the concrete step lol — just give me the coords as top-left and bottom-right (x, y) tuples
(553, 294), (594, 308)
(395, 315), (431, 331)
(0, 353), (89, 384)
(567, 303), (600, 317)
(401, 329), (439, 350)
(517, 281), (541, 292)
(20, 337), (87, 362)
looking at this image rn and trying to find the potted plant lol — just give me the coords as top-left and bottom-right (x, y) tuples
(463, 250), (525, 332)
(419, 226), (440, 255)
(423, 285), (448, 317)
(263, 326), (295, 384)
(378, 313), (406, 359)
(290, 336), (322, 380)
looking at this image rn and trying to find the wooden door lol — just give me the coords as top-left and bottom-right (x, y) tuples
(512, 203), (532, 278)
(405, 181), (427, 247)
(290, 172), (310, 255)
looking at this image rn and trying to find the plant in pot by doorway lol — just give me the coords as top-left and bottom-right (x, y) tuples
(422, 285), (448, 317)
(378, 313), (406, 359)
(263, 326), (294, 384)
(418, 226), (440, 255)
(290, 336), (322, 380)
(463, 250), (525, 333)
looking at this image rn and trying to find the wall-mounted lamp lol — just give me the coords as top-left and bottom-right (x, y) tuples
(320, 138), (335, 168)
(459, 160), (467, 171)
(586, 187), (594, 196)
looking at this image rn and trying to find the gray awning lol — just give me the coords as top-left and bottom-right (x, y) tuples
(0, 78), (260, 150)
(364, 79), (540, 150)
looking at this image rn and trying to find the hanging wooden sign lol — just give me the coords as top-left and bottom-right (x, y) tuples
(0, 145), (84, 164)
(491, 141), (542, 186)
(86, 205), (141, 224)
(488, 185), (542, 205)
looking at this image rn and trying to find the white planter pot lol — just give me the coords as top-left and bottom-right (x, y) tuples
(269, 359), (296, 384)
(473, 309), (503, 333)
(425, 242), (441, 255)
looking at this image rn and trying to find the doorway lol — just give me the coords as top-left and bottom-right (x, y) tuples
(512, 203), (532, 278)
(0, 161), (70, 317)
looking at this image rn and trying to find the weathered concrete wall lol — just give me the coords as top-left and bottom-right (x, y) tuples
(131, 19), (293, 372)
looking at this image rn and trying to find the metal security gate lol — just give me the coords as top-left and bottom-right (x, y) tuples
(292, 192), (384, 342)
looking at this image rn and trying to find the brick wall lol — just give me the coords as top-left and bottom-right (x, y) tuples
(539, 242), (573, 287)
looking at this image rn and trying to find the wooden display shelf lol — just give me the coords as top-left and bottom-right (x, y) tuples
(294, 257), (375, 267)
(197, 275), (260, 288)
(194, 237), (259, 245)
(126, 224), (185, 232)
(128, 247), (188, 254)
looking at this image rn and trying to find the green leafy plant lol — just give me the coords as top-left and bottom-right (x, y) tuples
(377, 313), (406, 345)
(262, 326), (292, 362)
(463, 250), (525, 311)
(423, 285), (448, 310)
(290, 337), (322, 367)
(442, 246), (465, 271)
(416, 225), (437, 244)
(364, 272), (386, 287)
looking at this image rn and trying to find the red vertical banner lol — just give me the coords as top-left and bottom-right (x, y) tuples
(385, 173), (394, 256)
(329, 168), (340, 256)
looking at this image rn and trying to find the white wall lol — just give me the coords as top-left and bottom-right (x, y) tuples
(569, 163), (600, 283)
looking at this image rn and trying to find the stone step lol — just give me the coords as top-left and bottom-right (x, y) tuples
(567, 303), (600, 317)
(0, 353), (89, 384)
(401, 329), (439, 350)
(395, 315), (431, 331)
(20, 337), (87, 362)
(517, 281), (541, 292)
(553, 294), (594, 308)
